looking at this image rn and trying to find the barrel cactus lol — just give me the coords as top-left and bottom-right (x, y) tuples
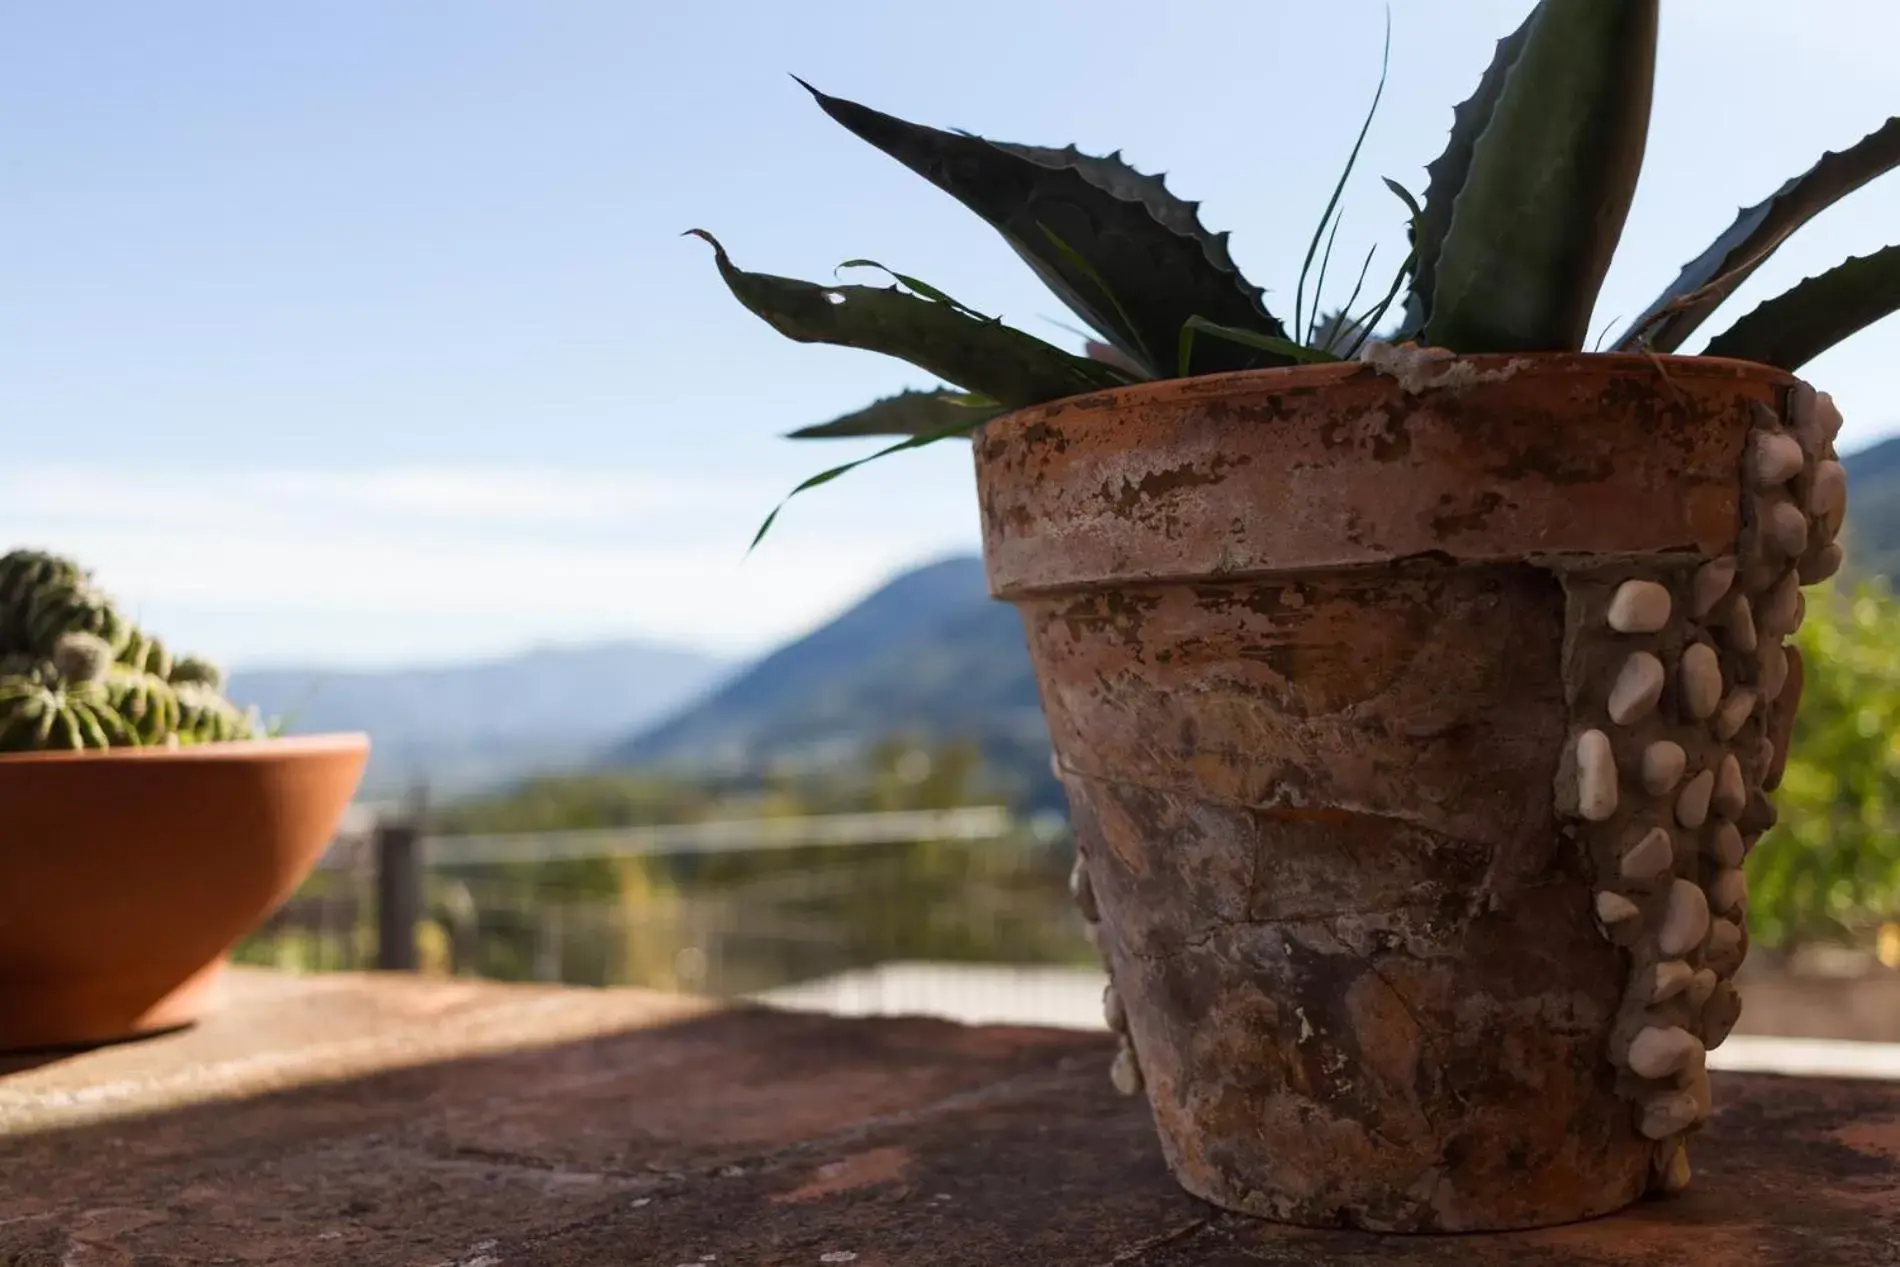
(0, 548), (260, 753)
(693, 1), (1900, 533)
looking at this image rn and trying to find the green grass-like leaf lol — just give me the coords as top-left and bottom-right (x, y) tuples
(1702, 244), (1900, 371)
(787, 388), (1003, 440)
(1295, 9), (1390, 349)
(750, 416), (997, 553)
(1178, 316), (1338, 377)
(835, 260), (994, 322)
(687, 230), (1129, 409)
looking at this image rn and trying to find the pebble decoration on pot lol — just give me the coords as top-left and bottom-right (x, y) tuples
(1056, 750), (1145, 1098)
(1557, 381), (1846, 1196)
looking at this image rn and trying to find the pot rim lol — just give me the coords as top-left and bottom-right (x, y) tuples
(0, 731), (371, 766)
(988, 349), (1793, 428)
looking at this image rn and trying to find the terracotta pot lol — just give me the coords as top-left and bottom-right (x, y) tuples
(974, 353), (1846, 1231)
(0, 734), (369, 1051)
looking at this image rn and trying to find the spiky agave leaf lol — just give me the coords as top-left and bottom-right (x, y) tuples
(1400, 4), (1538, 337)
(1427, 0), (1658, 353)
(1618, 117), (1900, 352)
(795, 79), (1290, 377)
(1702, 244), (1900, 371)
(787, 388), (1004, 441)
(688, 231), (1129, 409)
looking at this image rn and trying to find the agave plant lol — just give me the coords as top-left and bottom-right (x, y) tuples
(0, 548), (261, 752)
(694, 1), (1900, 537)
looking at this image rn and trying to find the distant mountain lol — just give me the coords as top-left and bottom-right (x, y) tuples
(1843, 436), (1900, 581)
(613, 557), (1057, 804)
(228, 641), (730, 797)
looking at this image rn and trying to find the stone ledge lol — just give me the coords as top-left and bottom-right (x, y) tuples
(2, 968), (1897, 1265)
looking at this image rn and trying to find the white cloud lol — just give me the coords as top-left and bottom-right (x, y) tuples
(0, 459), (985, 670)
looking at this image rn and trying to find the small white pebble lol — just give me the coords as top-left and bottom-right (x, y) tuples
(1675, 770), (1714, 830)
(1607, 580), (1673, 633)
(1627, 1025), (1705, 1079)
(1814, 390), (1844, 446)
(1069, 856), (1099, 921)
(1641, 741), (1687, 795)
(1595, 891), (1641, 928)
(1691, 557), (1737, 618)
(1707, 821), (1745, 867)
(1764, 500), (1810, 559)
(1646, 960), (1695, 1003)
(1103, 983), (1126, 1033)
(1657, 1141), (1693, 1194)
(1608, 652), (1667, 725)
(1712, 753), (1746, 820)
(1707, 868), (1748, 916)
(1620, 826), (1676, 884)
(1758, 641), (1789, 703)
(1760, 570), (1802, 638)
(1110, 1042), (1143, 1096)
(1703, 982), (1743, 1047)
(1576, 729), (1618, 821)
(1809, 458), (1847, 524)
(1706, 917), (1744, 959)
(820, 1254), (860, 1264)
(1685, 1063), (1713, 1120)
(1726, 595), (1758, 655)
(1713, 688), (1758, 741)
(1687, 968), (1719, 1008)
(1751, 431), (1806, 487)
(631, 1198), (653, 1209)
(1679, 644), (1722, 720)
(1788, 383), (1816, 434)
(1800, 540), (1845, 585)
(1639, 1090), (1701, 1140)
(1659, 878), (1711, 957)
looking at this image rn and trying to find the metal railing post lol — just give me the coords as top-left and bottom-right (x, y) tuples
(375, 817), (423, 971)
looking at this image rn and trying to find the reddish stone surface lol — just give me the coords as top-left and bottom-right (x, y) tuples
(1, 970), (1897, 1265)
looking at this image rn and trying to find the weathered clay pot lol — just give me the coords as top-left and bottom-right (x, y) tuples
(0, 734), (369, 1051)
(973, 353), (1845, 1231)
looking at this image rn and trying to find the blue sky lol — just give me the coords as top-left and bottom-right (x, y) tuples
(5, 1), (1898, 669)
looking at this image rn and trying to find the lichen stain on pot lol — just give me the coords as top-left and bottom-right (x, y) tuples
(979, 356), (1808, 1232)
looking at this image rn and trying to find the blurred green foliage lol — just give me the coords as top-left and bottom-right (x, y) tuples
(1750, 576), (1900, 949)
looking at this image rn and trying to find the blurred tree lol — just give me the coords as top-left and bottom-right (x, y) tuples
(1749, 577), (1900, 949)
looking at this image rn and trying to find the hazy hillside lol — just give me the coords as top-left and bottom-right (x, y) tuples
(1843, 435), (1900, 581)
(229, 641), (730, 797)
(614, 557), (1057, 804)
